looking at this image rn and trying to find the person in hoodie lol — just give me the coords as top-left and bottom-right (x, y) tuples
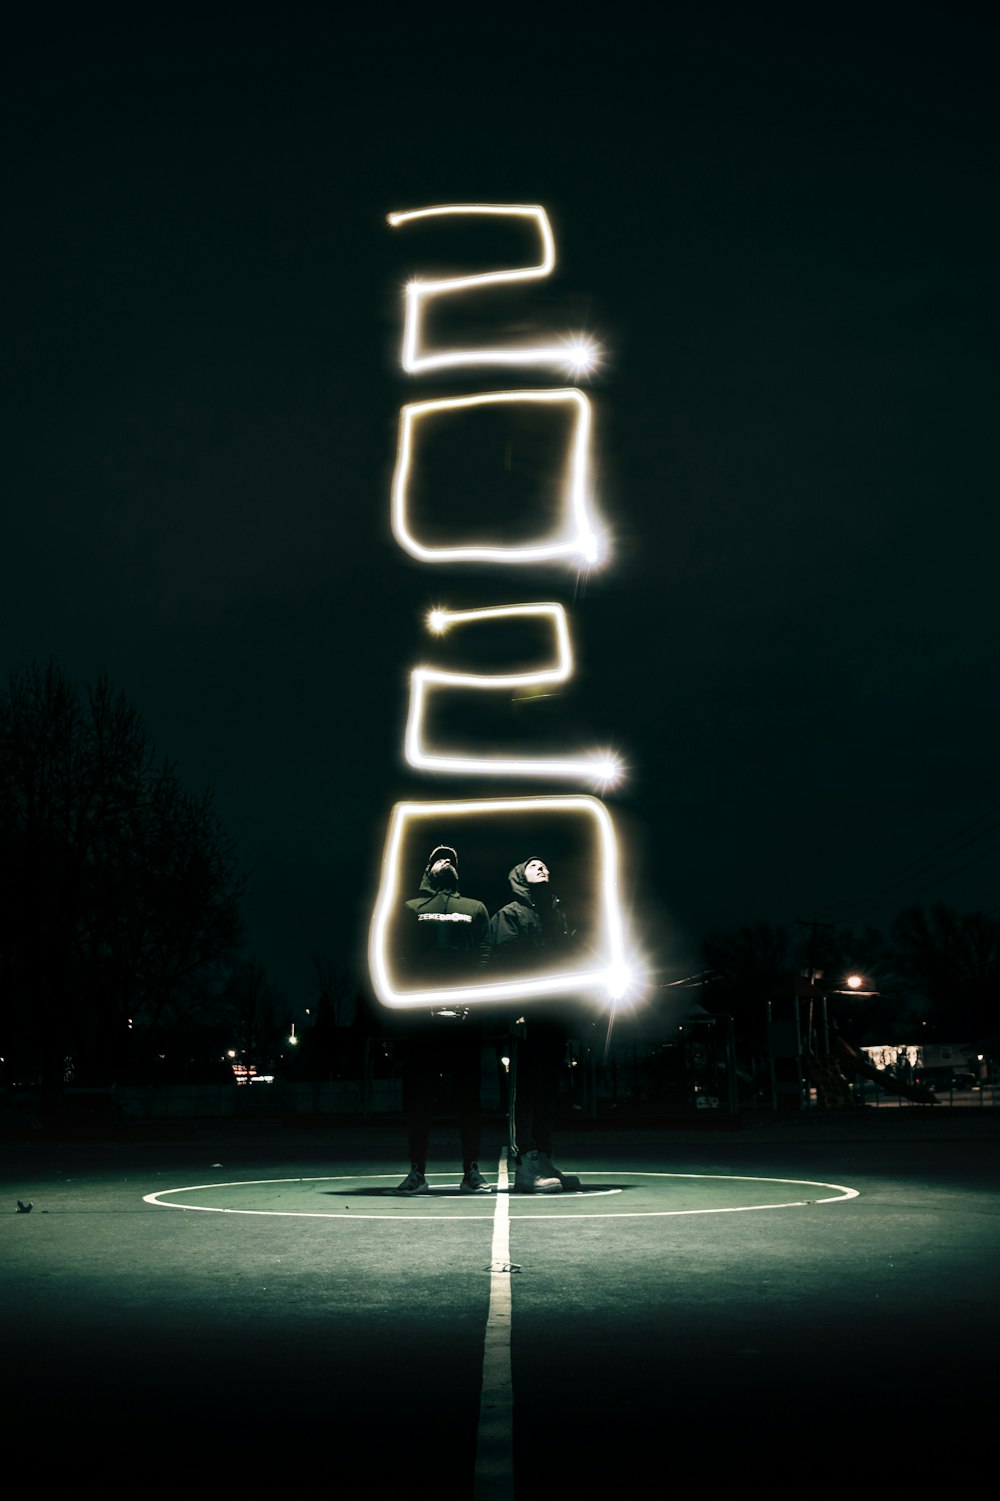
(393, 844), (493, 1196)
(490, 856), (582, 1194)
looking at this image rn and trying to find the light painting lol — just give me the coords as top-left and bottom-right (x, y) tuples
(391, 388), (603, 567)
(405, 602), (622, 784)
(387, 203), (598, 375)
(368, 797), (633, 1009)
(373, 202), (639, 1015)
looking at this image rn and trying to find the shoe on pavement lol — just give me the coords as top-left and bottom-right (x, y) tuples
(539, 1152), (581, 1192)
(459, 1163), (492, 1194)
(514, 1149), (562, 1194)
(395, 1166), (429, 1195)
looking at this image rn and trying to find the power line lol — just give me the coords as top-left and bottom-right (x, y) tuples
(814, 808), (1000, 916)
(809, 802), (1000, 922)
(823, 838), (1000, 924)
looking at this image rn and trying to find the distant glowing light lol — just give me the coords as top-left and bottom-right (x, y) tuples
(837, 973), (878, 995)
(391, 388), (604, 567)
(369, 796), (632, 1010)
(388, 203), (598, 374)
(406, 603), (623, 784)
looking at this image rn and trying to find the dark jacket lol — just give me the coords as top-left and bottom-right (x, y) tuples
(489, 863), (573, 970)
(401, 872), (491, 982)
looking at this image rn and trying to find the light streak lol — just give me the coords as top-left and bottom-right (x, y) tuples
(368, 797), (632, 1010)
(391, 388), (603, 566)
(372, 203), (641, 1016)
(405, 602), (622, 784)
(387, 203), (599, 374)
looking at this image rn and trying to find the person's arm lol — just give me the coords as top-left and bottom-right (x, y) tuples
(489, 902), (523, 963)
(397, 904), (417, 973)
(475, 902), (492, 970)
(550, 894), (574, 942)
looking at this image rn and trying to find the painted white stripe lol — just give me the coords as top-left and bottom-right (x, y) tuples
(142, 1171), (860, 1219)
(473, 1152), (514, 1500)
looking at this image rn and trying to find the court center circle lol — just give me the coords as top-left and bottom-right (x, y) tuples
(143, 1170), (859, 1220)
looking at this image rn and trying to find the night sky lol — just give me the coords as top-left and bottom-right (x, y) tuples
(4, 10), (998, 1005)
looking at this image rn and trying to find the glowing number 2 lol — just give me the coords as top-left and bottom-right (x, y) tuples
(388, 203), (597, 375)
(405, 602), (621, 785)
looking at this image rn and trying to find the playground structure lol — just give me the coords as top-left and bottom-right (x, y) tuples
(766, 994), (996, 1109)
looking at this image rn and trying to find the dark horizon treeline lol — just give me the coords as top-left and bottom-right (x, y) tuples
(698, 908), (1000, 1058)
(2, 662), (997, 1094)
(0, 661), (250, 1093)
(0, 662), (396, 1092)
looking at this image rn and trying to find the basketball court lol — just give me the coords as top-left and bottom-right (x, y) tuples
(3, 1113), (997, 1497)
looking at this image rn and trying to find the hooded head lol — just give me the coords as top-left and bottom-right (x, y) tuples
(507, 856), (550, 903)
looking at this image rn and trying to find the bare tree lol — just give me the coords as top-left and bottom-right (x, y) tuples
(311, 953), (356, 1028)
(700, 920), (796, 1049)
(0, 661), (247, 1093)
(890, 903), (1000, 1042)
(222, 957), (286, 1073)
(275, 954), (361, 1081)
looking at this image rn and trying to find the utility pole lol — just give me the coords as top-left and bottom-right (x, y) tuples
(796, 917), (835, 1061)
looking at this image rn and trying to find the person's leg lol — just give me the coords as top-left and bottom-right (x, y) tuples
(512, 1022), (562, 1192)
(398, 1032), (434, 1190)
(524, 1021), (566, 1158)
(506, 1031), (521, 1158)
(514, 1021), (581, 1192)
(451, 1026), (483, 1170)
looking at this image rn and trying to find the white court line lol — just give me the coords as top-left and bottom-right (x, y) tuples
(474, 1152), (514, 1501)
(143, 1172), (858, 1220)
(142, 1167), (857, 1497)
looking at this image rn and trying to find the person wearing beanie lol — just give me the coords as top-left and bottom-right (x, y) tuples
(393, 845), (492, 1196)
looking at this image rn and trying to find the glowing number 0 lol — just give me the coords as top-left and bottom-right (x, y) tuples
(391, 388), (603, 567)
(370, 797), (631, 1008)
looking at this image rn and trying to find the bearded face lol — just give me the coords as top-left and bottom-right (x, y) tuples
(429, 857), (459, 890)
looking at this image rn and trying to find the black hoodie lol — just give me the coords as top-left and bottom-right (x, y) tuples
(489, 862), (573, 971)
(401, 869), (491, 980)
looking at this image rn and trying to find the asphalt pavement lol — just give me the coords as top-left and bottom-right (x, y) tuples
(3, 1108), (998, 1498)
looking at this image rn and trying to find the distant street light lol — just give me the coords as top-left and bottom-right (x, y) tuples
(833, 973), (879, 996)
